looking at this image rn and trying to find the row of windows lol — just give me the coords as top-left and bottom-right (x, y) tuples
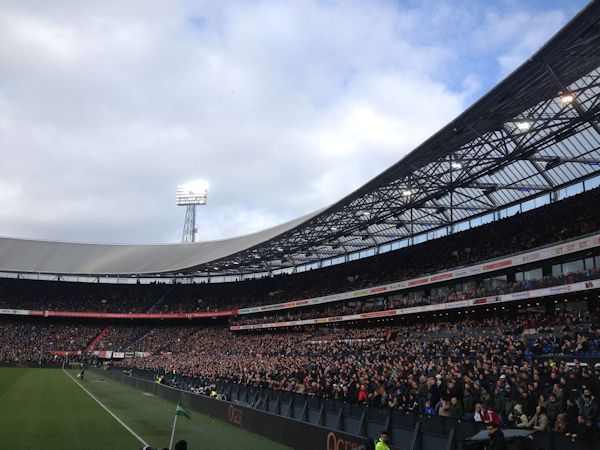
(515, 268), (543, 282)
(391, 254), (599, 302)
(552, 255), (600, 277)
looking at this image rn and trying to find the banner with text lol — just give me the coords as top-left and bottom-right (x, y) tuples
(230, 279), (600, 330)
(237, 233), (600, 315)
(0, 309), (238, 319)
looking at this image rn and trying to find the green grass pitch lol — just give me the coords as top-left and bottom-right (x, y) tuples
(0, 367), (291, 450)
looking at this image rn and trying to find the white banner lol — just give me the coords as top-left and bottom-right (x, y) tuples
(238, 233), (600, 315)
(230, 279), (600, 330)
(0, 308), (30, 316)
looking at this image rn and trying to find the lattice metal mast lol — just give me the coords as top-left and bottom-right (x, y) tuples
(176, 180), (208, 243)
(181, 205), (197, 243)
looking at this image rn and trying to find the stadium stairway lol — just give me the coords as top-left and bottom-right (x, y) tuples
(85, 325), (110, 352)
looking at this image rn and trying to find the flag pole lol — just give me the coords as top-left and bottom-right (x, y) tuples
(169, 413), (178, 449)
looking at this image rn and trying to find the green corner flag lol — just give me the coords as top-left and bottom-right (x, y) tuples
(170, 402), (191, 449)
(176, 402), (191, 420)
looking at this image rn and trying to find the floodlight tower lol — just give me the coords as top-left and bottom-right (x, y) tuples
(176, 180), (208, 243)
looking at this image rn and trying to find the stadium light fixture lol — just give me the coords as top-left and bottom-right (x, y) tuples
(516, 121), (531, 132)
(402, 189), (413, 197)
(450, 162), (462, 170)
(177, 179), (209, 243)
(176, 180), (209, 206)
(560, 94), (574, 104)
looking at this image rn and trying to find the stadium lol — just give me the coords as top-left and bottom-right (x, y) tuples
(1, 1), (600, 450)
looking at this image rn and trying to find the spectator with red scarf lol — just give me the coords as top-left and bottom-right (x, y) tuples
(482, 405), (501, 425)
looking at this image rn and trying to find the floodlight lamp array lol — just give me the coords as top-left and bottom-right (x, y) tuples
(176, 180), (209, 206)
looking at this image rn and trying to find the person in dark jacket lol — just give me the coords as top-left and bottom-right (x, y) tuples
(578, 389), (599, 422)
(448, 397), (464, 418)
(463, 383), (476, 417)
(579, 417), (600, 441)
(545, 393), (563, 427)
(486, 424), (507, 450)
(566, 414), (587, 438)
(564, 398), (579, 428)
(523, 384), (539, 418)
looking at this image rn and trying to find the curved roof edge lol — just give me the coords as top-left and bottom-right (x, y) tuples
(0, 208), (324, 275)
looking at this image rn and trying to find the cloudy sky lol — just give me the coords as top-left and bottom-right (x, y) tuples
(0, 0), (589, 244)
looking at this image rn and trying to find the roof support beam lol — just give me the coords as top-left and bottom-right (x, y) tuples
(546, 64), (600, 136)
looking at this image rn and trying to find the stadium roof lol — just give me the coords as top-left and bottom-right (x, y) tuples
(1, 0), (600, 277)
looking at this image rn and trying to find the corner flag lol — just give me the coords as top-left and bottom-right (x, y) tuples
(170, 401), (191, 449)
(176, 402), (191, 420)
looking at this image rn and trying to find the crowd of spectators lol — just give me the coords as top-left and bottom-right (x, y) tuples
(109, 310), (600, 441)
(0, 188), (598, 317)
(0, 281), (170, 313)
(0, 321), (100, 363)
(1, 306), (600, 441)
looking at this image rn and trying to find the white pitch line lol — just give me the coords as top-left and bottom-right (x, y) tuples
(62, 369), (149, 447)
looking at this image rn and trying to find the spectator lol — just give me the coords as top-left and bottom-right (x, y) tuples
(358, 385), (368, 404)
(474, 404), (485, 422)
(521, 405), (549, 431)
(508, 404), (528, 428)
(552, 413), (567, 433)
(485, 423), (507, 450)
(566, 415), (590, 440)
(577, 389), (598, 422)
(482, 406), (501, 426)
(546, 393), (563, 427)
(448, 397), (463, 418)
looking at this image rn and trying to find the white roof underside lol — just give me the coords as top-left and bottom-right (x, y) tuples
(0, 209), (323, 275)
